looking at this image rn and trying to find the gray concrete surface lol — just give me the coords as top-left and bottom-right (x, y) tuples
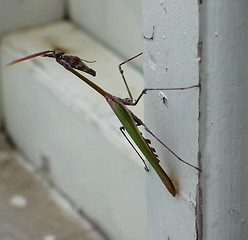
(0, 132), (105, 240)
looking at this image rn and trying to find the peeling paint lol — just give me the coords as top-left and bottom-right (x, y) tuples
(143, 25), (155, 40)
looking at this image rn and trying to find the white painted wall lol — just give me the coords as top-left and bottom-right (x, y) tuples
(143, 0), (200, 239)
(200, 1), (248, 239)
(68, 0), (143, 68)
(0, 0), (64, 34)
(4, 1), (247, 240)
(0, 0), (64, 127)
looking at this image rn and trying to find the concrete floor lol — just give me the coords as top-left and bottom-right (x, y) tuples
(0, 132), (105, 240)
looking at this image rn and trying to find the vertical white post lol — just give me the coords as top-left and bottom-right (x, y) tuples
(143, 0), (200, 239)
(143, 0), (248, 239)
(200, 1), (248, 239)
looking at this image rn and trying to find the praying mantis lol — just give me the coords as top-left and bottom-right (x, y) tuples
(7, 50), (200, 197)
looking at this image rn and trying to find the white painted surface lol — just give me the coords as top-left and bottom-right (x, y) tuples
(68, 0), (143, 67)
(1, 21), (147, 240)
(0, 0), (64, 127)
(143, 1), (200, 239)
(200, 1), (248, 239)
(0, 0), (64, 34)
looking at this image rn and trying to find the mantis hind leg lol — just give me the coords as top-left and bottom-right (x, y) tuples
(131, 114), (201, 171)
(119, 126), (149, 171)
(142, 125), (201, 171)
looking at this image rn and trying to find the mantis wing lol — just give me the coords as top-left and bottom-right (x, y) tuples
(108, 97), (176, 197)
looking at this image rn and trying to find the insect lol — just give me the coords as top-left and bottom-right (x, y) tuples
(7, 50), (200, 197)
(7, 50), (96, 77)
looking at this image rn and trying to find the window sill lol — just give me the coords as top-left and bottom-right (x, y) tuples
(1, 20), (147, 240)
